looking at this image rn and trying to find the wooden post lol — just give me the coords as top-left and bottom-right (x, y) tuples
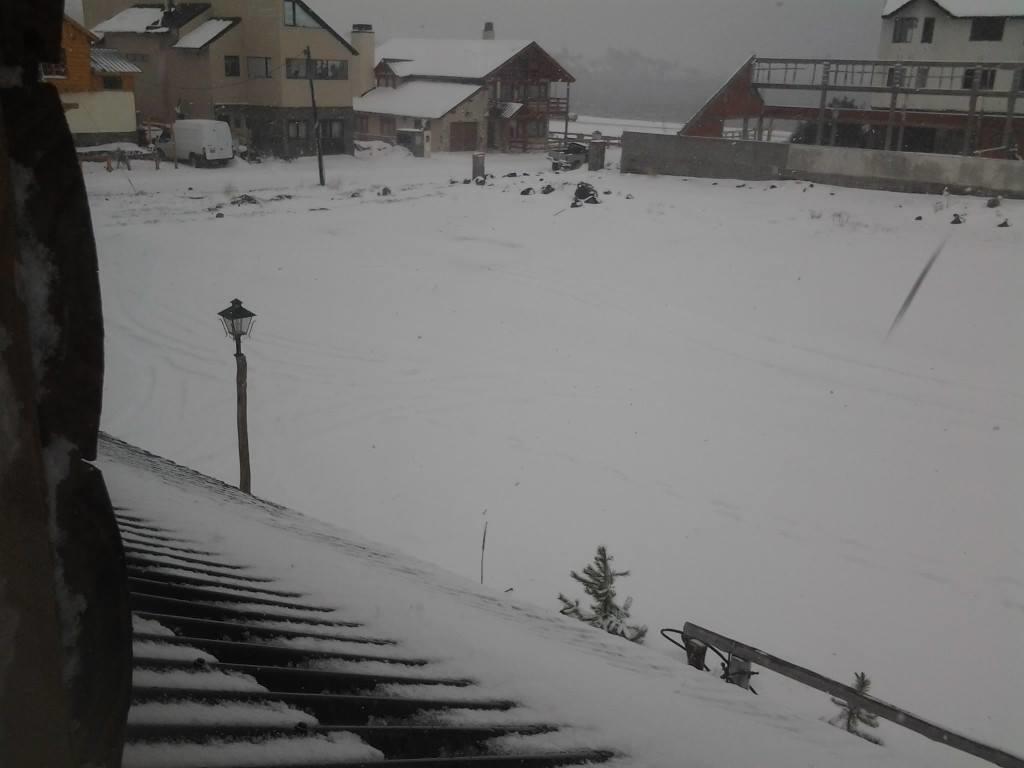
(741, 117), (749, 141)
(755, 110), (765, 142)
(814, 61), (831, 145)
(588, 140), (606, 171)
(963, 64), (981, 155)
(304, 46), (325, 186)
(472, 151), (485, 180)
(1001, 66), (1021, 154)
(885, 67), (901, 151)
(235, 346), (251, 494)
(563, 82), (570, 148)
(682, 623), (1024, 768)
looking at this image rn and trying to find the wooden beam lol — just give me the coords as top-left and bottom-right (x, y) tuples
(682, 623), (1024, 768)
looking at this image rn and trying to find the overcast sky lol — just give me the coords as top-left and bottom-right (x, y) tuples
(311, 0), (887, 76)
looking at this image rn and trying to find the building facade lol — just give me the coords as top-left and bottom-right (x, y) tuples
(86, 0), (375, 156)
(45, 15), (141, 145)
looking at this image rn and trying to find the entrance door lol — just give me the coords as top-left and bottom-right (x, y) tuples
(449, 121), (478, 151)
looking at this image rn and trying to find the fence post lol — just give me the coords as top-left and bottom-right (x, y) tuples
(588, 140), (606, 171)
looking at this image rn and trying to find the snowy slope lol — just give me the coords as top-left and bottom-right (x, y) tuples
(101, 435), (955, 768)
(85, 148), (1024, 765)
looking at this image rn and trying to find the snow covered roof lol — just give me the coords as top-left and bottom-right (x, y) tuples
(883, 0), (1024, 16)
(376, 38), (533, 80)
(499, 101), (524, 119)
(92, 7), (166, 34)
(173, 18), (240, 49)
(353, 82), (483, 119)
(90, 48), (142, 74)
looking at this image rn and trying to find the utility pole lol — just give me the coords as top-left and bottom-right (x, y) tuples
(304, 46), (325, 186)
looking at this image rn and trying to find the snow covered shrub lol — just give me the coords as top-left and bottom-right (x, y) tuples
(558, 546), (647, 643)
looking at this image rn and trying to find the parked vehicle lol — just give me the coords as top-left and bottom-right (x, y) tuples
(156, 120), (234, 167)
(548, 140), (589, 171)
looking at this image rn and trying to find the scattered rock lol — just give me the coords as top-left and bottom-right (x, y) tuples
(736, 183), (746, 189)
(603, 190), (613, 195)
(625, 193), (635, 200)
(230, 193), (260, 205)
(998, 220), (1011, 228)
(540, 185), (555, 195)
(350, 190), (362, 198)
(769, 184), (778, 189)
(463, 178), (471, 184)
(504, 172), (518, 178)
(951, 213), (964, 224)
(986, 196), (1002, 208)
(474, 176), (486, 186)
(522, 172), (530, 177)
(520, 187), (535, 195)
(574, 182), (601, 205)
(914, 215), (923, 221)
(270, 193), (292, 201)
(378, 186), (392, 196)
(711, 182), (718, 186)
(214, 212), (224, 218)
(449, 179), (459, 185)
(309, 207), (329, 211)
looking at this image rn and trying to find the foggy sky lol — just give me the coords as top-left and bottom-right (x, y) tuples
(311, 0), (887, 77)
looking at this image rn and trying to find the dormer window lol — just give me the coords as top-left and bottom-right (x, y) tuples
(969, 17), (1005, 41)
(283, 0), (318, 28)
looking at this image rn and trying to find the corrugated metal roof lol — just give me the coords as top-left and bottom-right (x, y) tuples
(174, 18), (239, 49)
(499, 102), (524, 119)
(883, 0), (1024, 16)
(90, 47), (142, 74)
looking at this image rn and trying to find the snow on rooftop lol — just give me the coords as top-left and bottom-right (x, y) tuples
(376, 38), (532, 80)
(354, 82), (483, 119)
(173, 18), (237, 49)
(883, 0), (1024, 15)
(90, 48), (141, 74)
(92, 7), (166, 34)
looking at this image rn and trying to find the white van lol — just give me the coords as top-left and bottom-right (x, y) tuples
(157, 120), (234, 167)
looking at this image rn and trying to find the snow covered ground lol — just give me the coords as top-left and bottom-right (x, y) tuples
(85, 148), (1023, 766)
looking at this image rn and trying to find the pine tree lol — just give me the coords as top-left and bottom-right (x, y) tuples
(557, 546), (647, 643)
(829, 672), (884, 746)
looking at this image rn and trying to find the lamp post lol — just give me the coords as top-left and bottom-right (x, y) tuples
(217, 298), (256, 493)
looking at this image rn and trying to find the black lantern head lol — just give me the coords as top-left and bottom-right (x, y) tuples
(218, 298), (256, 339)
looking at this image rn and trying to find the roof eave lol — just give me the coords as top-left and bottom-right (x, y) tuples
(294, 0), (359, 56)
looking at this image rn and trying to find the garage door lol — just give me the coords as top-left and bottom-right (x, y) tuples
(449, 122), (478, 151)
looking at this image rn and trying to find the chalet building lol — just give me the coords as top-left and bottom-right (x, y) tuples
(86, 0), (375, 156)
(44, 15), (141, 146)
(355, 24), (574, 152)
(878, 0), (1024, 115)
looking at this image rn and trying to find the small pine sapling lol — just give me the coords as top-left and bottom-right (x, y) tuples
(829, 672), (884, 745)
(557, 546), (647, 643)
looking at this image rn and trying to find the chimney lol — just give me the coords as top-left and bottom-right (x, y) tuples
(351, 24), (376, 96)
(482, 22), (495, 40)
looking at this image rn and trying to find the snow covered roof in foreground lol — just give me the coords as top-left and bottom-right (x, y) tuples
(376, 38), (532, 80)
(173, 18), (239, 49)
(92, 7), (167, 34)
(353, 82), (483, 119)
(97, 433), (948, 768)
(883, 0), (1024, 16)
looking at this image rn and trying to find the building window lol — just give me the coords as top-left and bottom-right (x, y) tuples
(915, 66), (930, 89)
(102, 76), (123, 90)
(324, 119), (344, 139)
(962, 67), (997, 90)
(287, 58), (347, 80)
(41, 48), (68, 78)
(224, 55), (240, 77)
(921, 17), (935, 43)
(886, 67), (905, 88)
(892, 17), (917, 43)
(286, 120), (307, 139)
(969, 17), (1005, 41)
(356, 115), (369, 133)
(247, 56), (272, 79)
(283, 0), (319, 28)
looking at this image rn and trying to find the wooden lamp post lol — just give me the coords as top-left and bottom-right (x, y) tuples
(217, 298), (256, 493)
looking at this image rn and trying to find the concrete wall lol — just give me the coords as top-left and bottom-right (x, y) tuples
(621, 132), (1024, 197)
(61, 89), (137, 136)
(788, 143), (1024, 196)
(621, 132), (789, 180)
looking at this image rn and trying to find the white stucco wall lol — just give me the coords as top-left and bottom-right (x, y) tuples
(876, 0), (1024, 112)
(61, 91), (138, 136)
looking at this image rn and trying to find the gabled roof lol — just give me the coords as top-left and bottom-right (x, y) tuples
(883, 0), (1024, 16)
(63, 13), (101, 43)
(90, 48), (142, 74)
(288, 0), (359, 56)
(375, 38), (534, 80)
(353, 82), (484, 119)
(173, 17), (240, 49)
(92, 3), (211, 35)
